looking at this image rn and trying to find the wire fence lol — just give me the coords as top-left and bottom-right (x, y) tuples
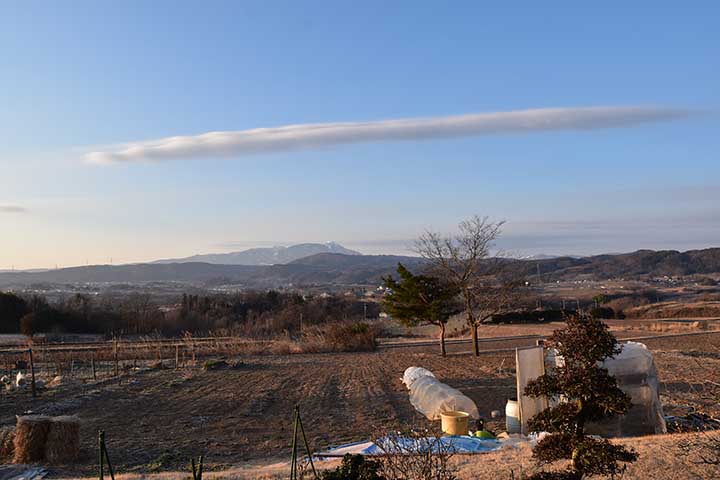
(0, 336), (274, 391)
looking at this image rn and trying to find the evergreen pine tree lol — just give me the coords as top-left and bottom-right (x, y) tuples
(383, 264), (458, 356)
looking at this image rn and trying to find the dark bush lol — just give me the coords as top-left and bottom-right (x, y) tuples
(524, 313), (638, 479)
(321, 454), (384, 480)
(588, 306), (616, 319)
(489, 309), (572, 324)
(0, 292), (28, 333)
(322, 322), (378, 352)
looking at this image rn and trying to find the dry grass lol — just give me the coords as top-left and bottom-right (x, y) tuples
(60, 432), (720, 480)
(625, 301), (720, 320)
(647, 320), (711, 333)
(452, 431), (720, 479)
(269, 322), (379, 354)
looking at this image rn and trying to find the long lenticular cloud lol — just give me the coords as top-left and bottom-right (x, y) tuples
(85, 106), (691, 164)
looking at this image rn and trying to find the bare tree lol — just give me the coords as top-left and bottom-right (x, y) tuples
(123, 293), (154, 334)
(415, 215), (518, 356)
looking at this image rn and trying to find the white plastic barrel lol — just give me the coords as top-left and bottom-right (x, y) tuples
(505, 399), (521, 433)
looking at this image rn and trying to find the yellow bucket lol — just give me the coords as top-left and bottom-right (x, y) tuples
(440, 411), (470, 436)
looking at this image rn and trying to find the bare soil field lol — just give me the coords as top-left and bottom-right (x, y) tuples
(1, 332), (719, 478)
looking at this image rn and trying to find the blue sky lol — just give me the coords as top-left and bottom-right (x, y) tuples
(1, 1), (719, 268)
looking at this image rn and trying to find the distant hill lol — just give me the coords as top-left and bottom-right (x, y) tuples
(1, 248), (719, 289)
(152, 242), (360, 265)
(0, 253), (422, 289)
(527, 248), (720, 280)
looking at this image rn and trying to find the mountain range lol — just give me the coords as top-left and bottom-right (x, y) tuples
(152, 242), (360, 265)
(1, 247), (719, 289)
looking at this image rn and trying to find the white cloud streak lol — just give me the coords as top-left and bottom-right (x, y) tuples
(0, 205), (27, 213)
(85, 106), (692, 164)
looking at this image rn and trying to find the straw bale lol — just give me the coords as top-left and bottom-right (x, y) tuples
(12, 415), (51, 463)
(45, 416), (81, 464)
(0, 426), (14, 459)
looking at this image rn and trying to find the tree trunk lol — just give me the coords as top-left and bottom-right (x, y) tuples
(471, 323), (479, 356)
(439, 323), (446, 356)
(465, 303), (480, 356)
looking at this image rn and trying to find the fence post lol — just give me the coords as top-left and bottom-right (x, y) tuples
(99, 430), (104, 480)
(113, 340), (119, 377)
(29, 348), (36, 398)
(175, 345), (179, 370)
(92, 356), (97, 380)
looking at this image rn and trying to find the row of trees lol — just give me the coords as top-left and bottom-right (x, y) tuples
(0, 290), (378, 337)
(383, 215), (520, 356)
(177, 291), (378, 336)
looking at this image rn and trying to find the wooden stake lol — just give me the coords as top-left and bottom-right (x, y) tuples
(290, 405), (318, 479)
(99, 431), (104, 480)
(99, 430), (116, 480)
(191, 455), (204, 480)
(113, 340), (119, 377)
(92, 357), (97, 380)
(29, 348), (36, 398)
(297, 406), (318, 478)
(290, 407), (299, 480)
(175, 345), (179, 370)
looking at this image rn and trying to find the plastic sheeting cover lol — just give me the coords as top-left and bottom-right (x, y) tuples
(366, 435), (501, 455)
(402, 367), (480, 421)
(590, 341), (667, 436)
(547, 341), (666, 436)
(402, 367), (436, 388)
(315, 436), (502, 457)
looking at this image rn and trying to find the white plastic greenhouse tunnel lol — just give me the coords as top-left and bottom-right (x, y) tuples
(401, 366), (480, 421)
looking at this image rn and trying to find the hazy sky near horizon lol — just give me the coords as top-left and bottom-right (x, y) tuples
(1, 1), (719, 269)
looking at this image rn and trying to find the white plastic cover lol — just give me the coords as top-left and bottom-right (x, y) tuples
(591, 341), (667, 436)
(402, 367), (436, 388)
(402, 367), (480, 421)
(546, 341), (667, 436)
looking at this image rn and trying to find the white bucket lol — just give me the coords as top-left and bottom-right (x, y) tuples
(505, 399), (521, 433)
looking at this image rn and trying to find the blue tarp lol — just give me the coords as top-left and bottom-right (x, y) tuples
(317, 436), (502, 457)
